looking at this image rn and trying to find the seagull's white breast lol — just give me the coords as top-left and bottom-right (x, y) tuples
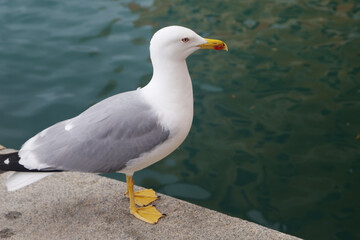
(119, 63), (194, 175)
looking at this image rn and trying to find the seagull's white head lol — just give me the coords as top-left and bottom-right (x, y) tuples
(150, 26), (228, 62)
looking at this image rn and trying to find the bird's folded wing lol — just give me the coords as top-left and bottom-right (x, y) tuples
(19, 91), (170, 173)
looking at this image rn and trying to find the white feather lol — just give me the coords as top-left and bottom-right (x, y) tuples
(65, 122), (74, 131)
(6, 172), (54, 191)
(19, 134), (52, 170)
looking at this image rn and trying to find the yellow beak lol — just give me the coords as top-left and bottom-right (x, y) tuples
(198, 38), (228, 51)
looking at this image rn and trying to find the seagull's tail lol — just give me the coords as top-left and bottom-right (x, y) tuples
(6, 172), (55, 191)
(0, 146), (61, 191)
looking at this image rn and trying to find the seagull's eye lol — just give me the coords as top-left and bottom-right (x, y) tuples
(181, 37), (190, 43)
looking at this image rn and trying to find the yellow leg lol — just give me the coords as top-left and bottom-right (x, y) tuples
(125, 187), (159, 207)
(126, 175), (164, 224)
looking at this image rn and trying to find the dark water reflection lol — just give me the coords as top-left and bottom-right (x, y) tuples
(1, 0), (359, 239)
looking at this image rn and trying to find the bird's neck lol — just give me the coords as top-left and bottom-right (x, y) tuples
(141, 58), (194, 133)
(143, 59), (193, 106)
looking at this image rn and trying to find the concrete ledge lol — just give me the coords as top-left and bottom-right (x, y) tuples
(0, 172), (301, 239)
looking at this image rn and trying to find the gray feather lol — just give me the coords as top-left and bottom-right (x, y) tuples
(23, 91), (170, 173)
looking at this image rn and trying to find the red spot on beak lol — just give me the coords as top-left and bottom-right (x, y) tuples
(214, 44), (225, 50)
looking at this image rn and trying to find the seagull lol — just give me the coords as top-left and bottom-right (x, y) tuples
(0, 26), (227, 224)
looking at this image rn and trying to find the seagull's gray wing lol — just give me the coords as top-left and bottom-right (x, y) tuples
(19, 91), (170, 173)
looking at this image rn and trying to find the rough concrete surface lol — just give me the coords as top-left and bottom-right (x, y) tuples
(0, 172), (302, 240)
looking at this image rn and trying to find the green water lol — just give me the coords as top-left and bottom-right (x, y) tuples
(1, 0), (360, 239)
